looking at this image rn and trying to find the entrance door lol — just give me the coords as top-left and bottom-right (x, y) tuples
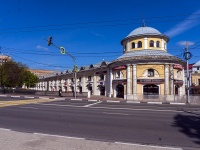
(79, 86), (82, 93)
(116, 84), (124, 98)
(100, 86), (105, 95)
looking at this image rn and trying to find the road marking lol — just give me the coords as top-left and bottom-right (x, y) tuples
(25, 96), (35, 99)
(92, 106), (183, 113)
(11, 96), (20, 98)
(0, 99), (60, 108)
(106, 100), (120, 103)
(84, 101), (102, 107)
(41, 103), (84, 108)
(88, 100), (98, 102)
(148, 102), (162, 104)
(115, 142), (183, 150)
(71, 99), (82, 101)
(0, 128), (11, 131)
(103, 112), (130, 116)
(33, 132), (85, 140)
(19, 106), (39, 109)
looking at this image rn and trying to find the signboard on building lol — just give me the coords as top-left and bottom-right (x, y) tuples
(173, 64), (183, 70)
(112, 65), (126, 71)
(137, 79), (165, 84)
(113, 79), (127, 84)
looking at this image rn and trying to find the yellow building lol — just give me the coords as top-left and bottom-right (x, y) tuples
(37, 25), (186, 102)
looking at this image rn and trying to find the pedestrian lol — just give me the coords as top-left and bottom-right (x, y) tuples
(58, 88), (62, 97)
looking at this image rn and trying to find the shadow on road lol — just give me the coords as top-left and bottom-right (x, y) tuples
(172, 113), (200, 145)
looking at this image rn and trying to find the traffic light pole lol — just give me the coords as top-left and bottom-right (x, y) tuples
(43, 37), (77, 99)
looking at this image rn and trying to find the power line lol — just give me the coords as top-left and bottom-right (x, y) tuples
(0, 13), (200, 31)
(0, 16), (200, 34)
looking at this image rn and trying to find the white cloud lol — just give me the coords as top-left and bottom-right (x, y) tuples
(36, 45), (48, 51)
(91, 31), (105, 39)
(164, 9), (200, 37)
(177, 41), (195, 46)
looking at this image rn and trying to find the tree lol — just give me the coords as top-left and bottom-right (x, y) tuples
(0, 60), (38, 88)
(24, 70), (39, 88)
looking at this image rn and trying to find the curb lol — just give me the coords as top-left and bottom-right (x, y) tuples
(0, 95), (186, 105)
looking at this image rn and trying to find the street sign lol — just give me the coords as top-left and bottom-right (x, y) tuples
(60, 46), (66, 54)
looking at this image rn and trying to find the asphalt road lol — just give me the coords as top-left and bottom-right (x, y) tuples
(0, 97), (200, 150)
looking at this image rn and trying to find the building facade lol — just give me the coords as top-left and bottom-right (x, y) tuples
(36, 25), (186, 101)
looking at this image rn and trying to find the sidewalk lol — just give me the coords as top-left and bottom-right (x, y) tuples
(0, 129), (182, 150)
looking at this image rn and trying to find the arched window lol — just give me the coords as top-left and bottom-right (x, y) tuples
(132, 42), (135, 49)
(148, 69), (154, 77)
(156, 41), (160, 47)
(149, 40), (154, 47)
(138, 41), (142, 48)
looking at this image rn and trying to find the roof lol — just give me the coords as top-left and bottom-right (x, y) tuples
(121, 26), (170, 44)
(117, 50), (172, 60)
(127, 26), (161, 37)
(108, 50), (185, 65)
(193, 60), (200, 67)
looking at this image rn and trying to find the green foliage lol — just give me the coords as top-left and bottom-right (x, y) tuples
(0, 60), (38, 88)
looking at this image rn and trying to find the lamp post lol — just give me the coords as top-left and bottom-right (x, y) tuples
(43, 37), (77, 99)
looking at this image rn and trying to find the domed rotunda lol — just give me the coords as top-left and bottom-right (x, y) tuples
(108, 25), (185, 101)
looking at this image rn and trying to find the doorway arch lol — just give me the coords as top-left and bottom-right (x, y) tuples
(116, 84), (124, 98)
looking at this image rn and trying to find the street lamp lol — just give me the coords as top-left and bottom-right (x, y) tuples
(43, 37), (77, 99)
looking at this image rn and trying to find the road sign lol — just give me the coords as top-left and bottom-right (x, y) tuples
(60, 47), (66, 54)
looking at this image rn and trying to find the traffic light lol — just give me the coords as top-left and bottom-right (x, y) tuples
(47, 36), (52, 46)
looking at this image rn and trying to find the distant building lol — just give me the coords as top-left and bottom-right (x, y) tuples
(191, 61), (200, 94)
(29, 69), (57, 78)
(0, 55), (11, 65)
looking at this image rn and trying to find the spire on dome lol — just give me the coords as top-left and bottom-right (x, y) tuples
(142, 20), (146, 27)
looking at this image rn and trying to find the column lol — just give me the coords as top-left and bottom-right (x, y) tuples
(132, 64), (137, 95)
(161, 39), (164, 50)
(170, 64), (174, 95)
(126, 64), (131, 99)
(93, 73), (97, 95)
(164, 64), (169, 95)
(144, 37), (148, 49)
(182, 69), (186, 95)
(108, 68), (112, 97)
(82, 76), (86, 92)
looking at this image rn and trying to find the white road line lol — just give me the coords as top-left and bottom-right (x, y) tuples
(103, 112), (130, 116)
(92, 106), (183, 113)
(19, 106), (39, 109)
(11, 96), (20, 98)
(0, 128), (11, 131)
(24, 96), (35, 99)
(83, 101), (102, 107)
(115, 142), (183, 150)
(71, 99), (82, 101)
(88, 100), (98, 102)
(170, 103), (185, 105)
(148, 102), (162, 104)
(107, 100), (120, 103)
(33, 132), (85, 140)
(40, 103), (84, 108)
(0, 95), (7, 97)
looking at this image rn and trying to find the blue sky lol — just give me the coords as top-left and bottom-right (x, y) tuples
(0, 0), (200, 71)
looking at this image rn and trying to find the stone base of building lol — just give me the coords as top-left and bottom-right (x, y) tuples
(124, 94), (184, 102)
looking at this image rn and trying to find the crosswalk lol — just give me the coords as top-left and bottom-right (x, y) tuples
(0, 99), (59, 108)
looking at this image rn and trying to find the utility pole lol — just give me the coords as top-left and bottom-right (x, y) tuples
(43, 37), (77, 99)
(183, 42), (192, 104)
